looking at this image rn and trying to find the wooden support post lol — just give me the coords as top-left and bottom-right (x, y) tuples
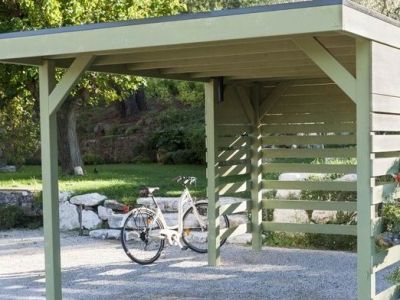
(205, 80), (220, 266)
(39, 60), (62, 300)
(39, 55), (93, 299)
(356, 38), (375, 300)
(251, 84), (263, 251)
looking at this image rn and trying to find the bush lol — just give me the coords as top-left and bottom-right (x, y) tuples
(0, 206), (25, 229)
(382, 203), (400, 233)
(83, 153), (105, 165)
(146, 106), (205, 164)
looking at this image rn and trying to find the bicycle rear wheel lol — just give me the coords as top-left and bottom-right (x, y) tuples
(121, 208), (165, 265)
(182, 202), (229, 253)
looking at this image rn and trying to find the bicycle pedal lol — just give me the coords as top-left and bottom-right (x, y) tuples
(181, 246), (189, 251)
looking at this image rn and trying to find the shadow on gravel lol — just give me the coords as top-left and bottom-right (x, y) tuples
(0, 245), (362, 300)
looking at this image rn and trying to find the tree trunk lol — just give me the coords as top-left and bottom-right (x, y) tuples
(57, 96), (84, 175)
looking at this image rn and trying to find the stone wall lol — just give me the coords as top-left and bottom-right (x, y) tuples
(0, 189), (41, 216)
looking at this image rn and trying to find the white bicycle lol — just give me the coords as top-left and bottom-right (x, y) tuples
(120, 176), (230, 265)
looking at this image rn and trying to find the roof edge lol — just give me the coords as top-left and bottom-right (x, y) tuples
(0, 0), (344, 40)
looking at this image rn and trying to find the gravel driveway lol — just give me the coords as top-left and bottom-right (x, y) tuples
(0, 229), (394, 300)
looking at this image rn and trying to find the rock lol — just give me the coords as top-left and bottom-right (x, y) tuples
(275, 173), (324, 199)
(82, 209), (102, 230)
(108, 213), (129, 229)
(59, 191), (72, 203)
(376, 232), (395, 248)
(89, 229), (121, 240)
(70, 193), (107, 206)
(103, 200), (129, 212)
(273, 209), (309, 223)
(0, 165), (16, 173)
(74, 166), (84, 176)
(227, 233), (252, 245)
(228, 214), (248, 227)
(0, 189), (41, 217)
(336, 174), (357, 182)
(312, 210), (336, 223)
(137, 197), (180, 212)
(59, 201), (80, 231)
(98, 206), (113, 221)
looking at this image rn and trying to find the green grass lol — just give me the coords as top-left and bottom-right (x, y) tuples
(0, 163), (206, 205)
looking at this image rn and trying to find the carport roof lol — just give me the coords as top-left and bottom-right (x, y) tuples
(0, 0), (399, 81)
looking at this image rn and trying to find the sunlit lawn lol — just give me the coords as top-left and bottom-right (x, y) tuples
(0, 164), (207, 205)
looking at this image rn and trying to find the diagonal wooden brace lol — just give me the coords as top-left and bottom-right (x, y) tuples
(293, 36), (356, 103)
(49, 54), (95, 116)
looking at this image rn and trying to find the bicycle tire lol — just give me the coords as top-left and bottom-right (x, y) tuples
(121, 208), (165, 265)
(181, 201), (230, 253)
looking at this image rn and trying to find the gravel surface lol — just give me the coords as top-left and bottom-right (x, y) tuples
(0, 229), (394, 300)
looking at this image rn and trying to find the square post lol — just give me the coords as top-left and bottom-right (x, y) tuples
(205, 80), (221, 266)
(356, 38), (375, 300)
(39, 60), (62, 300)
(251, 84), (263, 251)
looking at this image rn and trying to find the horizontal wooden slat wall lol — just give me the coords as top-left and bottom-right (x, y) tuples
(260, 80), (357, 235)
(370, 42), (400, 300)
(215, 85), (252, 238)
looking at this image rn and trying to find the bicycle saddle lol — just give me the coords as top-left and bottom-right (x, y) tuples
(147, 187), (160, 195)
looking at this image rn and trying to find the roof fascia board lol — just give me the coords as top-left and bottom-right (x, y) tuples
(342, 5), (400, 50)
(0, 4), (342, 62)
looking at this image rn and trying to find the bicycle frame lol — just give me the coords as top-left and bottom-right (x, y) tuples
(127, 186), (207, 248)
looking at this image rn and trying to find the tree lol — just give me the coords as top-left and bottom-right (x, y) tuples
(0, 0), (186, 174)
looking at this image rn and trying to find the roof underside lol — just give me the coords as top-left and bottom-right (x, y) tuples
(0, 0), (398, 82)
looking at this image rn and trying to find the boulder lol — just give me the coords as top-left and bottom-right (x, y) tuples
(275, 173), (324, 199)
(89, 229), (121, 240)
(98, 205), (113, 221)
(59, 201), (80, 231)
(336, 174), (357, 182)
(228, 214), (248, 227)
(70, 193), (107, 206)
(82, 209), (102, 230)
(0, 165), (16, 173)
(59, 191), (73, 203)
(227, 233), (252, 245)
(273, 209), (309, 223)
(108, 213), (128, 229)
(103, 200), (129, 212)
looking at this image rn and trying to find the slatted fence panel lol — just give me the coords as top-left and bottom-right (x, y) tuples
(370, 42), (400, 299)
(214, 85), (253, 239)
(261, 80), (357, 236)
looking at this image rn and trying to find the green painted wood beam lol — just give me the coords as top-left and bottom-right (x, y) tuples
(205, 80), (221, 266)
(250, 84), (263, 251)
(262, 222), (357, 236)
(39, 60), (62, 300)
(49, 54), (95, 116)
(355, 38), (375, 300)
(0, 5), (342, 61)
(259, 81), (293, 118)
(262, 199), (357, 212)
(293, 37), (356, 103)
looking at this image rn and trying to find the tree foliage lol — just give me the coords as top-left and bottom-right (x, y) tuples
(0, 0), (186, 167)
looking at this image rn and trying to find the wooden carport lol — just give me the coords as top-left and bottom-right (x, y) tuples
(1, 0), (400, 299)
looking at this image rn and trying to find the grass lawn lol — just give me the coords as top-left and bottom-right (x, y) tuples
(0, 164), (206, 205)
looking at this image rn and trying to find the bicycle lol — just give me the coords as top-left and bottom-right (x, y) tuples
(120, 176), (230, 265)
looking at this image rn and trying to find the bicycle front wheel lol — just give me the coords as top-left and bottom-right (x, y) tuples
(182, 202), (230, 253)
(121, 208), (165, 265)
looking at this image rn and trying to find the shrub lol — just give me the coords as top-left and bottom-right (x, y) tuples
(0, 206), (25, 229)
(382, 203), (400, 233)
(83, 153), (105, 165)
